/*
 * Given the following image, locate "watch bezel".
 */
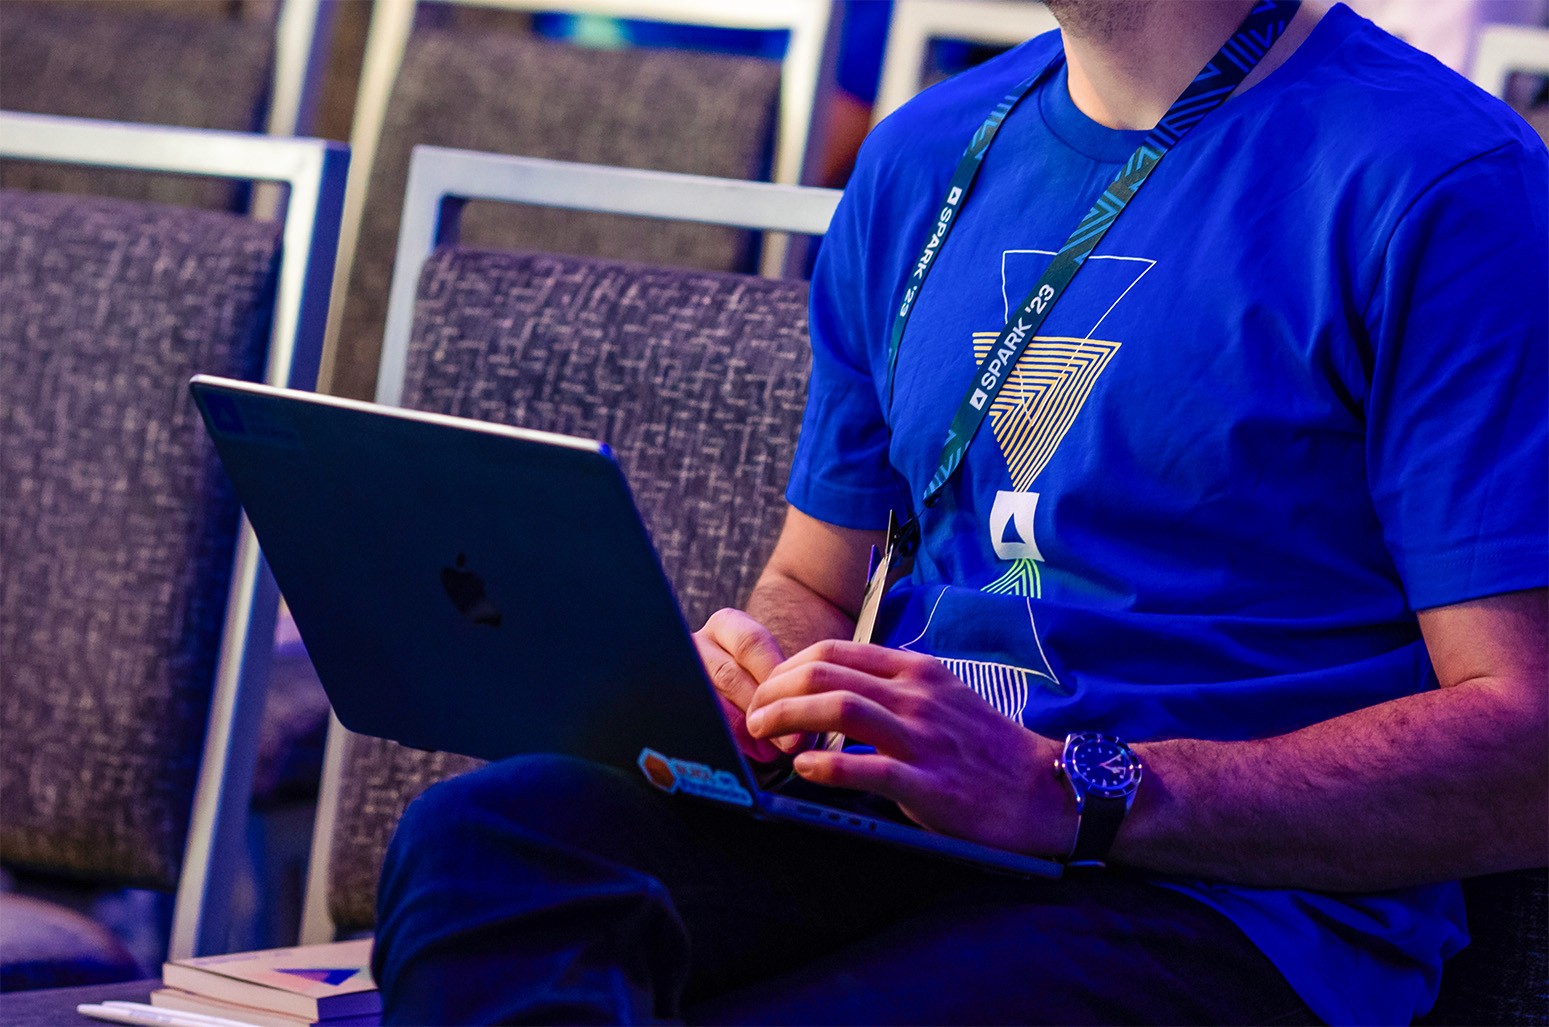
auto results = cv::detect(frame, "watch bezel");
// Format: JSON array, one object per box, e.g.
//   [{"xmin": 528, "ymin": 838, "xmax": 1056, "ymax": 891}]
[{"xmin": 1062, "ymin": 731, "xmax": 1143, "ymax": 800}]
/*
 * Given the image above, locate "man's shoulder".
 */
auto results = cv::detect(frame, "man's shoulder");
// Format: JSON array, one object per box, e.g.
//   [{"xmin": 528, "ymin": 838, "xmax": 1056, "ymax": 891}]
[{"xmin": 1283, "ymin": 6, "xmax": 1544, "ymax": 182}]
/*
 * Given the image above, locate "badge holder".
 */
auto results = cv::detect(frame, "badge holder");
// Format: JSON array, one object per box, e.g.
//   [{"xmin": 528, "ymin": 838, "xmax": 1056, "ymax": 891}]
[
  {"xmin": 813, "ymin": 511, "xmax": 920, "ymax": 754},
  {"xmin": 852, "ymin": 510, "xmax": 920, "ymax": 645}
]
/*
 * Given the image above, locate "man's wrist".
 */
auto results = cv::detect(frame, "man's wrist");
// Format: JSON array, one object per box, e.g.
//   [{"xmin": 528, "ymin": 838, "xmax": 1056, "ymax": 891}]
[
  {"xmin": 1023, "ymin": 730, "xmax": 1081, "ymax": 860},
  {"xmin": 1054, "ymin": 732, "xmax": 1143, "ymax": 867}
]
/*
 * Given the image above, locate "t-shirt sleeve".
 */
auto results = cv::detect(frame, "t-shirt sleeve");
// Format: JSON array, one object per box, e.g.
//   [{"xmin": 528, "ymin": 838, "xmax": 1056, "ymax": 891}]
[
  {"xmin": 785, "ymin": 159, "xmax": 911, "ymax": 530},
  {"xmin": 1364, "ymin": 138, "xmax": 1549, "ymax": 610}
]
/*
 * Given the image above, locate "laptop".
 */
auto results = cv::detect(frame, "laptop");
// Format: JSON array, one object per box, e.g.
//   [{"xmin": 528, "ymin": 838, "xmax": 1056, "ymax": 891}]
[{"xmin": 191, "ymin": 374, "xmax": 1061, "ymax": 879}]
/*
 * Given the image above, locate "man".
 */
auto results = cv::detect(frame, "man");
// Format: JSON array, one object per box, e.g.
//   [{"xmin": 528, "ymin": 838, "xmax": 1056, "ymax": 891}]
[{"xmin": 373, "ymin": 1, "xmax": 1547, "ymax": 1022}]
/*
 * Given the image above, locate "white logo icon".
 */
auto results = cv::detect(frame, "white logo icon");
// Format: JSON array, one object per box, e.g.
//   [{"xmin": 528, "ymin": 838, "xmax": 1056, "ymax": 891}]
[{"xmin": 989, "ymin": 490, "xmax": 1043, "ymax": 562}]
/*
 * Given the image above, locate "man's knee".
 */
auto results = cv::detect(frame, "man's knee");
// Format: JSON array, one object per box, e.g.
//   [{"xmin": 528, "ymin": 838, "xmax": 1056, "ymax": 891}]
[
  {"xmin": 396, "ymin": 753, "xmax": 596, "ymax": 830},
  {"xmin": 374, "ymin": 754, "xmax": 692, "ymax": 1024},
  {"xmin": 386, "ymin": 753, "xmax": 662, "ymax": 875}
]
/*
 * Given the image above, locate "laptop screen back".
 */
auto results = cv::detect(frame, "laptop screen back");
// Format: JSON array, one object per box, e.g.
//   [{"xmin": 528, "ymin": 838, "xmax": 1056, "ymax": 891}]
[{"xmin": 192, "ymin": 377, "xmax": 749, "ymax": 780}]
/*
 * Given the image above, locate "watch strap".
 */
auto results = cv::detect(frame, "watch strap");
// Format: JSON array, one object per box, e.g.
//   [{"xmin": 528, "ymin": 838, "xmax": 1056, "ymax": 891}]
[{"xmin": 1068, "ymin": 793, "xmax": 1127, "ymax": 866}]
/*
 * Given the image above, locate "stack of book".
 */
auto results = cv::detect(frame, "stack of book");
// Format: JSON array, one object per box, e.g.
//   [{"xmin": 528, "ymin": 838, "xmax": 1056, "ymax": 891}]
[{"xmin": 149, "ymin": 938, "xmax": 380, "ymax": 1027}]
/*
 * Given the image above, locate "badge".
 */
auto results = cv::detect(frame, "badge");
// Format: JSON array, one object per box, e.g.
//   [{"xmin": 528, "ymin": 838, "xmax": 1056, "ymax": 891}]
[
  {"xmin": 825, "ymin": 511, "xmax": 919, "ymax": 754},
  {"xmin": 851, "ymin": 510, "xmax": 917, "ymax": 645}
]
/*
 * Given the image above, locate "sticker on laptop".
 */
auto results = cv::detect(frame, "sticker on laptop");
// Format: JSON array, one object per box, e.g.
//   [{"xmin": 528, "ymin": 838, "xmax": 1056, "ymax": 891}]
[{"xmin": 637, "ymin": 749, "xmax": 752, "ymax": 807}]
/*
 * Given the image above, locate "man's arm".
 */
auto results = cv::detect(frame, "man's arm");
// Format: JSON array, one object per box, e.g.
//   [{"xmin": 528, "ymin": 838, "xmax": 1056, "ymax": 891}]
[
  {"xmin": 693, "ymin": 506, "xmax": 881, "ymax": 761},
  {"xmin": 745, "ymin": 507, "xmax": 879, "ymax": 655},
  {"xmin": 747, "ymin": 588, "xmax": 1547, "ymax": 890},
  {"xmin": 1117, "ymin": 587, "xmax": 1548, "ymax": 889}
]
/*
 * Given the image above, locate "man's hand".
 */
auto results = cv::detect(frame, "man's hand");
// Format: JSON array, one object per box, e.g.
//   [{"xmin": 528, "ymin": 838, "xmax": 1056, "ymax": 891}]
[
  {"xmin": 744, "ymin": 640, "xmax": 1075, "ymax": 857},
  {"xmin": 693, "ymin": 608, "xmax": 803, "ymax": 763},
  {"xmin": 694, "ymin": 508, "xmax": 884, "ymax": 764}
]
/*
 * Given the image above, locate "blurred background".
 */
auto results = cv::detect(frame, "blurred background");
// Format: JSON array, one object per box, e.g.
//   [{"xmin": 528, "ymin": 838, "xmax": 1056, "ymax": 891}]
[{"xmin": 1, "ymin": 0, "xmax": 1545, "ymax": 996}]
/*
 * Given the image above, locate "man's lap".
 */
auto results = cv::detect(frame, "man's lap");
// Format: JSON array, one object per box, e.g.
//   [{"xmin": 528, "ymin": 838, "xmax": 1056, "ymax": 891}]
[{"xmin": 373, "ymin": 754, "xmax": 1316, "ymax": 1025}]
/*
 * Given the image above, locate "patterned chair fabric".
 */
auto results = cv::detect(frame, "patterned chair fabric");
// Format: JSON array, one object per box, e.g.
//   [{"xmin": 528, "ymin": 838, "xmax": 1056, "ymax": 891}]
[
  {"xmin": 0, "ymin": 893, "xmax": 140, "ymax": 991},
  {"xmin": 331, "ymin": 27, "xmax": 782, "ymax": 401},
  {"xmin": 323, "ymin": 247, "xmax": 811, "ymax": 931},
  {"xmin": 0, "ymin": 189, "xmax": 281, "ymax": 891},
  {"xmin": 0, "ymin": 1, "xmax": 275, "ymax": 210},
  {"xmin": 1422, "ymin": 867, "xmax": 1549, "ymax": 1026}
]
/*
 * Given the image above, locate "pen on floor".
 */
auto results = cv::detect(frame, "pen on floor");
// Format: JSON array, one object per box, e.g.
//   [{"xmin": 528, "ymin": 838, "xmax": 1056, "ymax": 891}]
[{"xmin": 76, "ymin": 1000, "xmax": 264, "ymax": 1027}]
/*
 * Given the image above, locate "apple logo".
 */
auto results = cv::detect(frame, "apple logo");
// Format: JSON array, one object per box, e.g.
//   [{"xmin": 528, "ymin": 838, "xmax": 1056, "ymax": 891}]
[{"xmin": 440, "ymin": 553, "xmax": 503, "ymax": 627}]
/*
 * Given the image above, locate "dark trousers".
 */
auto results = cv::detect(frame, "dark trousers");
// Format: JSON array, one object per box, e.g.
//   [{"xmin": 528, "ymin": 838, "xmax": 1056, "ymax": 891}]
[{"xmin": 373, "ymin": 754, "xmax": 1318, "ymax": 1025}]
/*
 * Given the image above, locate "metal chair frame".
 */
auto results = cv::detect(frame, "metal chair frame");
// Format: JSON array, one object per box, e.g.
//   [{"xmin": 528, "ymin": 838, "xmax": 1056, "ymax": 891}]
[
  {"xmin": 1468, "ymin": 23, "xmax": 1549, "ymax": 99},
  {"xmin": 1, "ymin": 0, "xmax": 334, "ymax": 219},
  {"xmin": 872, "ymin": 0, "xmax": 1056, "ymax": 124},
  {"xmin": 0, "ymin": 111, "xmax": 349, "ymax": 959},
  {"xmin": 319, "ymin": 0, "xmax": 841, "ymax": 392},
  {"xmin": 266, "ymin": 0, "xmax": 336, "ymax": 139},
  {"xmin": 300, "ymin": 144, "xmax": 838, "ymax": 943},
  {"xmin": 249, "ymin": 0, "xmax": 338, "ymax": 220}
]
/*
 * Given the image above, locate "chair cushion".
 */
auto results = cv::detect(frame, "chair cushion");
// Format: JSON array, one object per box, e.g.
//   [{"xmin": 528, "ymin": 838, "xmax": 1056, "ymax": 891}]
[
  {"xmin": 323, "ymin": 248, "xmax": 810, "ymax": 931},
  {"xmin": 332, "ymin": 26, "xmax": 782, "ymax": 400},
  {"xmin": 0, "ymin": 977, "xmax": 155, "ymax": 1019},
  {"xmin": 0, "ymin": 1, "xmax": 275, "ymax": 210},
  {"xmin": 0, "ymin": 893, "xmax": 139, "ymax": 992},
  {"xmin": 0, "ymin": 190, "xmax": 281, "ymax": 889},
  {"xmin": 250, "ymin": 632, "xmax": 333, "ymax": 805},
  {"xmin": 1422, "ymin": 868, "xmax": 1548, "ymax": 1026}
]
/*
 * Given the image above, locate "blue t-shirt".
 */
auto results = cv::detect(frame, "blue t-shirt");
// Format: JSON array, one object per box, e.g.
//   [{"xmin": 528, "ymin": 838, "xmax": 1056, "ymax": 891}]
[{"xmin": 787, "ymin": 6, "xmax": 1548, "ymax": 1025}]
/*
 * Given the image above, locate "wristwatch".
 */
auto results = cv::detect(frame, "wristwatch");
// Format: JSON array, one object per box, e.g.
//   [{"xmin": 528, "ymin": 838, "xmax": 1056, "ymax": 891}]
[{"xmin": 1055, "ymin": 731, "xmax": 1142, "ymax": 867}]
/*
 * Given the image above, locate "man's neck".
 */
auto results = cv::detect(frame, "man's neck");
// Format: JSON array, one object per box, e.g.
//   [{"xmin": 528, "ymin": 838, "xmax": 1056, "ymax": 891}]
[{"xmin": 1048, "ymin": 0, "xmax": 1327, "ymax": 130}]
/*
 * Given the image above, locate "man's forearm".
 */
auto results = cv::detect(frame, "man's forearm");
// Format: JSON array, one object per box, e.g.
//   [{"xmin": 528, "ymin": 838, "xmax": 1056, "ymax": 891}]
[
  {"xmin": 745, "ymin": 568, "xmax": 857, "ymax": 659},
  {"xmin": 747, "ymin": 587, "xmax": 1545, "ymax": 889},
  {"xmin": 1117, "ymin": 675, "xmax": 1547, "ymax": 890}
]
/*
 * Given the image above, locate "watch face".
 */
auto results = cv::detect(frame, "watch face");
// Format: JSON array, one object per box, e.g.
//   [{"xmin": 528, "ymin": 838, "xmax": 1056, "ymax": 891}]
[{"xmin": 1066, "ymin": 734, "xmax": 1142, "ymax": 797}]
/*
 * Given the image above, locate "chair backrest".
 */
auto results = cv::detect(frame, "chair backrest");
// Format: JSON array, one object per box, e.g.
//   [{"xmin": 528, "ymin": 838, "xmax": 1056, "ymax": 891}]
[
  {"xmin": 0, "ymin": 113, "xmax": 347, "ymax": 960},
  {"xmin": 872, "ymin": 0, "xmax": 1056, "ymax": 124},
  {"xmin": 0, "ymin": 0, "xmax": 333, "ymax": 210},
  {"xmin": 1469, "ymin": 24, "xmax": 1549, "ymax": 98},
  {"xmin": 1420, "ymin": 868, "xmax": 1548, "ymax": 1026},
  {"xmin": 300, "ymin": 147, "xmax": 839, "ymax": 941},
  {"xmin": 319, "ymin": 0, "xmax": 839, "ymax": 403}
]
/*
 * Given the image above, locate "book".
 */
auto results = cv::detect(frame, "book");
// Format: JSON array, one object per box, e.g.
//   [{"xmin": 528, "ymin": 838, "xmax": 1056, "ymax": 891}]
[
  {"xmin": 149, "ymin": 988, "xmax": 380, "ymax": 1027},
  {"xmin": 159, "ymin": 938, "xmax": 380, "ymax": 1022}
]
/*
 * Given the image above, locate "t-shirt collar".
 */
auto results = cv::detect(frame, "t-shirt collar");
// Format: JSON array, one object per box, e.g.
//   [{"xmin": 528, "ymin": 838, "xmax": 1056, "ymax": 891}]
[{"xmin": 1037, "ymin": 59, "xmax": 1152, "ymax": 164}]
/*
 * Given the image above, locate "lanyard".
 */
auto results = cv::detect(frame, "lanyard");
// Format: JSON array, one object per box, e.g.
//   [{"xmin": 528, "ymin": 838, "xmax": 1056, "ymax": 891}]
[{"xmin": 889, "ymin": 0, "xmax": 1300, "ymax": 514}]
